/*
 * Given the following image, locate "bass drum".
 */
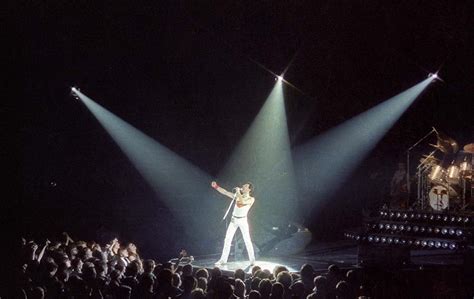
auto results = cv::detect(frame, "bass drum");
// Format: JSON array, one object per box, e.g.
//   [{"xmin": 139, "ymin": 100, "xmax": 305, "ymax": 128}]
[{"xmin": 428, "ymin": 185, "xmax": 458, "ymax": 211}]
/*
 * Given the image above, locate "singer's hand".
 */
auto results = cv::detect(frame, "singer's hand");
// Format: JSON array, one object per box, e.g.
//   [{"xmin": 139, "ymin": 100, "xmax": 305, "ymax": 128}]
[{"xmin": 211, "ymin": 181, "xmax": 217, "ymax": 188}]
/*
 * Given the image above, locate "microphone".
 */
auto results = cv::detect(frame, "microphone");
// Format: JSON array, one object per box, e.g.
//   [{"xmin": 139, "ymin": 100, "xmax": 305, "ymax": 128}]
[{"xmin": 233, "ymin": 187, "xmax": 241, "ymax": 193}]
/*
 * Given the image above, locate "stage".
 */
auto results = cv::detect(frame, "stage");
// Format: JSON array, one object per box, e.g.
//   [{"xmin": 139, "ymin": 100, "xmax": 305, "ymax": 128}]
[{"xmin": 190, "ymin": 240, "xmax": 468, "ymax": 275}]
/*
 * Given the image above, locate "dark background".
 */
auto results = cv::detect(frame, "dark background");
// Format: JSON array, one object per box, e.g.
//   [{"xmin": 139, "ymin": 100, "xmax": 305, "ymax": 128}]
[{"xmin": 11, "ymin": 1, "xmax": 473, "ymax": 260}]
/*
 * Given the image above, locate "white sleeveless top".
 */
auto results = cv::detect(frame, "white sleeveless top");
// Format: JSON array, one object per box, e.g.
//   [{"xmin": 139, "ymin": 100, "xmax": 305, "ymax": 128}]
[{"xmin": 232, "ymin": 195, "xmax": 253, "ymax": 217}]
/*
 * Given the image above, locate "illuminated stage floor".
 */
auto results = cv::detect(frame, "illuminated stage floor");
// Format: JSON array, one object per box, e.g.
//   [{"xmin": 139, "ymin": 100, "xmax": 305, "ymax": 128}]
[
  {"xmin": 191, "ymin": 240, "xmax": 468, "ymax": 274},
  {"xmin": 191, "ymin": 241, "xmax": 359, "ymax": 274}
]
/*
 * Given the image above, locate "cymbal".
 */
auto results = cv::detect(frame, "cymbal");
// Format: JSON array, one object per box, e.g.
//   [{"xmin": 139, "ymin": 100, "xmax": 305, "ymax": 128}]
[
  {"xmin": 420, "ymin": 154, "xmax": 439, "ymax": 165},
  {"xmin": 464, "ymin": 143, "xmax": 474, "ymax": 154},
  {"xmin": 435, "ymin": 132, "xmax": 459, "ymax": 154}
]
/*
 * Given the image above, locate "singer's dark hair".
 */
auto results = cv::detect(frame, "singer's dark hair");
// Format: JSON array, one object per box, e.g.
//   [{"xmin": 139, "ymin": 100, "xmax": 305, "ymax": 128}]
[{"xmin": 246, "ymin": 182, "xmax": 254, "ymax": 195}]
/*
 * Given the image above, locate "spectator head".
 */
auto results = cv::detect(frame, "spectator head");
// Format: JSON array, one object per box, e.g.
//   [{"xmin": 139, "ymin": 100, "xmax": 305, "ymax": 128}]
[
  {"xmin": 45, "ymin": 261, "xmax": 58, "ymax": 277},
  {"xmin": 270, "ymin": 282, "xmax": 284, "ymax": 298},
  {"xmin": 195, "ymin": 268, "xmax": 209, "ymax": 280},
  {"xmin": 289, "ymin": 281, "xmax": 305, "ymax": 298},
  {"xmin": 328, "ymin": 264, "xmax": 340, "ymax": 276},
  {"xmin": 273, "ymin": 265, "xmax": 288, "ymax": 279},
  {"xmin": 276, "ymin": 271, "xmax": 293, "ymax": 290},
  {"xmin": 95, "ymin": 261, "xmax": 108, "ymax": 276},
  {"xmin": 183, "ymin": 275, "xmax": 197, "ymax": 293},
  {"xmin": 234, "ymin": 268, "xmax": 246, "ymax": 281},
  {"xmin": 313, "ymin": 275, "xmax": 328, "ymax": 293},
  {"xmin": 300, "ymin": 264, "xmax": 314, "ymax": 280},
  {"xmin": 82, "ymin": 262, "xmax": 97, "ymax": 281},
  {"xmin": 234, "ymin": 278, "xmax": 246, "ymax": 298},
  {"xmin": 124, "ymin": 260, "xmax": 140, "ymax": 277},
  {"xmin": 216, "ymin": 279, "xmax": 235, "ymax": 299},
  {"xmin": 249, "ymin": 290, "xmax": 261, "ymax": 299},
  {"xmin": 83, "ymin": 247, "xmax": 93, "ymax": 260},
  {"xmin": 258, "ymin": 279, "xmax": 272, "ymax": 297},
  {"xmin": 191, "ymin": 288, "xmax": 206, "ymax": 299},
  {"xmin": 210, "ymin": 267, "xmax": 222, "ymax": 279},
  {"xmin": 71, "ymin": 258, "xmax": 83, "ymax": 272},
  {"xmin": 30, "ymin": 287, "xmax": 45, "ymax": 299},
  {"xmin": 110, "ymin": 269, "xmax": 122, "ymax": 282},
  {"xmin": 335, "ymin": 280, "xmax": 350, "ymax": 298},
  {"xmin": 143, "ymin": 259, "xmax": 156, "ymax": 274},
  {"xmin": 251, "ymin": 265, "xmax": 262, "ymax": 277},
  {"xmin": 182, "ymin": 264, "xmax": 193, "ymax": 277},
  {"xmin": 118, "ymin": 247, "xmax": 129, "ymax": 258},
  {"xmin": 197, "ymin": 277, "xmax": 208, "ymax": 291},
  {"xmin": 251, "ymin": 277, "xmax": 262, "ymax": 291},
  {"xmin": 157, "ymin": 269, "xmax": 173, "ymax": 287}
]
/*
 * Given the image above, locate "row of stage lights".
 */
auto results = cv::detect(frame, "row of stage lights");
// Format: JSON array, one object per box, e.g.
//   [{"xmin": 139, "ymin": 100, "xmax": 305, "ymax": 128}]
[
  {"xmin": 344, "ymin": 233, "xmax": 462, "ymax": 250},
  {"xmin": 379, "ymin": 210, "xmax": 471, "ymax": 224},
  {"xmin": 366, "ymin": 222, "xmax": 469, "ymax": 238}
]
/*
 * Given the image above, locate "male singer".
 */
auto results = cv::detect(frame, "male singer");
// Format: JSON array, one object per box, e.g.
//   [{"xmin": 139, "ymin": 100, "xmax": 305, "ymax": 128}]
[{"xmin": 211, "ymin": 181, "xmax": 256, "ymax": 265}]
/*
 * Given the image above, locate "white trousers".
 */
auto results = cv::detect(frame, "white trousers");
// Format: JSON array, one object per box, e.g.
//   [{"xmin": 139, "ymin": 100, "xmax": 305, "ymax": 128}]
[{"xmin": 219, "ymin": 216, "xmax": 255, "ymax": 262}]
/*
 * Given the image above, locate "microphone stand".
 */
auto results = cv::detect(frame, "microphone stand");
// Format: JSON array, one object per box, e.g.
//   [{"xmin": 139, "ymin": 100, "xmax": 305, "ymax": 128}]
[{"xmin": 406, "ymin": 128, "xmax": 437, "ymax": 207}]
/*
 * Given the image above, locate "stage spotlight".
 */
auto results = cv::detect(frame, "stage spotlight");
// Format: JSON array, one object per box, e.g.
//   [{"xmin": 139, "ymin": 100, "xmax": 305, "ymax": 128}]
[
  {"xmin": 399, "ymin": 225, "xmax": 404, "ymax": 231},
  {"xmin": 70, "ymin": 86, "xmax": 80, "ymax": 100},
  {"xmin": 428, "ymin": 240, "xmax": 434, "ymax": 248},
  {"xmin": 449, "ymin": 229, "xmax": 455, "ymax": 235},
  {"xmin": 374, "ymin": 236, "xmax": 380, "ymax": 243},
  {"xmin": 413, "ymin": 226, "xmax": 419, "ymax": 232},
  {"xmin": 421, "ymin": 240, "xmax": 428, "ymax": 247},
  {"xmin": 381, "ymin": 237, "xmax": 387, "ymax": 243},
  {"xmin": 435, "ymin": 241, "xmax": 441, "ymax": 248},
  {"xmin": 442, "ymin": 242, "xmax": 449, "ymax": 248},
  {"xmin": 368, "ymin": 236, "xmax": 374, "ymax": 242},
  {"xmin": 277, "ymin": 75, "xmax": 283, "ymax": 82},
  {"xmin": 385, "ymin": 224, "xmax": 391, "ymax": 230},
  {"xmin": 434, "ymin": 228, "xmax": 440, "ymax": 234},
  {"xmin": 420, "ymin": 227, "xmax": 426, "ymax": 233},
  {"xmin": 464, "ymin": 217, "xmax": 470, "ymax": 223},
  {"xmin": 441, "ymin": 228, "xmax": 448, "ymax": 235},
  {"xmin": 406, "ymin": 225, "xmax": 412, "ymax": 232},
  {"xmin": 391, "ymin": 224, "xmax": 397, "ymax": 231},
  {"xmin": 455, "ymin": 229, "xmax": 463, "ymax": 236},
  {"xmin": 387, "ymin": 237, "xmax": 393, "ymax": 244},
  {"xmin": 294, "ymin": 77, "xmax": 435, "ymax": 217},
  {"xmin": 449, "ymin": 243, "xmax": 456, "ymax": 250},
  {"xmin": 378, "ymin": 223, "xmax": 384, "ymax": 230}
]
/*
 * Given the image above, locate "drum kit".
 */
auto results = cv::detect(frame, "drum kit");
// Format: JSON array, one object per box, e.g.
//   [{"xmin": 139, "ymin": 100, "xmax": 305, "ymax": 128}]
[{"xmin": 415, "ymin": 133, "xmax": 473, "ymax": 212}]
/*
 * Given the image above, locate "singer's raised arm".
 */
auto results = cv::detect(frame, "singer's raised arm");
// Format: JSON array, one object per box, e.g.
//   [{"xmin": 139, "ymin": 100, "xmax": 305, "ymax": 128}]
[{"xmin": 211, "ymin": 181, "xmax": 234, "ymax": 199}]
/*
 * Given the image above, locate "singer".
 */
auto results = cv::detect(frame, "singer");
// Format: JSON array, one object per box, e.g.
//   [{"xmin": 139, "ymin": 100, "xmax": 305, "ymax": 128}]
[{"xmin": 211, "ymin": 181, "xmax": 256, "ymax": 265}]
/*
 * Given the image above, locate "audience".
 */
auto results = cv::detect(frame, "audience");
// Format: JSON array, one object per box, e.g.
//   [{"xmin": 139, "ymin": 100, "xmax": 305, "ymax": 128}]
[{"xmin": 10, "ymin": 233, "xmax": 473, "ymax": 298}]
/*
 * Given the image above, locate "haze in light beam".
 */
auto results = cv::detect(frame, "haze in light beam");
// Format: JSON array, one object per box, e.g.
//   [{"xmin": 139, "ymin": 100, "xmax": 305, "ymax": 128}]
[
  {"xmin": 74, "ymin": 90, "xmax": 219, "ymax": 237},
  {"xmin": 294, "ymin": 77, "xmax": 434, "ymax": 218},
  {"xmin": 219, "ymin": 81, "xmax": 298, "ymax": 225}
]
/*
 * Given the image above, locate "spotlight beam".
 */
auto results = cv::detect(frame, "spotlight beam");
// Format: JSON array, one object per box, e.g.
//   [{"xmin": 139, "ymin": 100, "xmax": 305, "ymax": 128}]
[
  {"xmin": 294, "ymin": 76, "xmax": 436, "ymax": 219},
  {"xmin": 72, "ymin": 89, "xmax": 220, "ymax": 238},
  {"xmin": 219, "ymin": 80, "xmax": 298, "ymax": 224}
]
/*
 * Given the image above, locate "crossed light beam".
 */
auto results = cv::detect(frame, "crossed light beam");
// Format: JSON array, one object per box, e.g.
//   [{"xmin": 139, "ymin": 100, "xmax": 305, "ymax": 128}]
[
  {"xmin": 71, "ymin": 88, "xmax": 219, "ymax": 239},
  {"xmin": 293, "ymin": 76, "xmax": 436, "ymax": 219},
  {"xmin": 218, "ymin": 80, "xmax": 298, "ymax": 227}
]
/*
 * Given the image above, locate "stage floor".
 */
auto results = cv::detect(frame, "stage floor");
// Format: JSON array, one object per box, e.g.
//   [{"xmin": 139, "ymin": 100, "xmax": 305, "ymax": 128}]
[{"xmin": 191, "ymin": 240, "xmax": 467, "ymax": 274}]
